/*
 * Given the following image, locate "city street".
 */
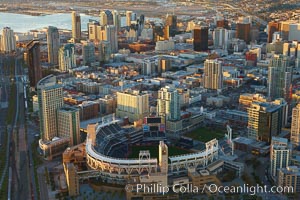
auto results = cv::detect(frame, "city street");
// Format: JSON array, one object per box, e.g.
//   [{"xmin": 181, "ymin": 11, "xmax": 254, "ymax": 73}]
[{"xmin": 15, "ymin": 57, "xmax": 38, "ymax": 200}]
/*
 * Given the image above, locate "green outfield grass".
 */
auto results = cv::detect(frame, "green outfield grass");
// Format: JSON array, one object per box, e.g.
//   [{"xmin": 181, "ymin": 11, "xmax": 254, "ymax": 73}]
[
  {"xmin": 185, "ymin": 127, "xmax": 225, "ymax": 143},
  {"xmin": 128, "ymin": 145, "xmax": 191, "ymax": 159}
]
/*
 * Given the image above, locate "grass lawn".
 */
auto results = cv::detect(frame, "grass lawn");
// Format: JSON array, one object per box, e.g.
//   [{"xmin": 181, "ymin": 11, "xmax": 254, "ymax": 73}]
[
  {"xmin": 185, "ymin": 127, "xmax": 225, "ymax": 143},
  {"xmin": 128, "ymin": 145, "xmax": 191, "ymax": 159}
]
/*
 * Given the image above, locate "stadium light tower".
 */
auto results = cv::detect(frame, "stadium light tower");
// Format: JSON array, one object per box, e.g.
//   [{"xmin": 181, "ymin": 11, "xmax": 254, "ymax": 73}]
[{"xmin": 226, "ymin": 125, "xmax": 234, "ymax": 156}]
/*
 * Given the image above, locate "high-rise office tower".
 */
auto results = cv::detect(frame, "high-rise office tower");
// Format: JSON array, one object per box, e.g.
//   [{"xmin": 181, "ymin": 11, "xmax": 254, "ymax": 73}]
[
  {"xmin": 71, "ymin": 11, "xmax": 81, "ymax": 41},
  {"xmin": 141, "ymin": 59, "xmax": 156, "ymax": 75},
  {"xmin": 116, "ymin": 90, "xmax": 150, "ymax": 123},
  {"xmin": 153, "ymin": 25, "xmax": 164, "ymax": 42},
  {"xmin": 125, "ymin": 25, "xmax": 138, "ymax": 42},
  {"xmin": 280, "ymin": 21, "xmax": 295, "ymax": 41},
  {"xmin": 82, "ymin": 42, "xmax": 95, "ymax": 66},
  {"xmin": 213, "ymin": 28, "xmax": 223, "ymax": 48},
  {"xmin": 216, "ymin": 19, "xmax": 229, "ymax": 29},
  {"xmin": 270, "ymin": 137, "xmax": 291, "ymax": 177},
  {"xmin": 291, "ymin": 104, "xmax": 300, "ymax": 148},
  {"xmin": 268, "ymin": 54, "xmax": 292, "ymax": 100},
  {"xmin": 203, "ymin": 59, "xmax": 223, "ymax": 90},
  {"xmin": 238, "ymin": 16, "xmax": 252, "ymax": 24},
  {"xmin": 37, "ymin": 75, "xmax": 64, "ymax": 141},
  {"xmin": 273, "ymin": 98, "xmax": 289, "ymax": 129},
  {"xmin": 158, "ymin": 58, "xmax": 171, "ymax": 74},
  {"xmin": 247, "ymin": 102, "xmax": 281, "ymax": 143},
  {"xmin": 0, "ymin": 27, "xmax": 16, "ymax": 53},
  {"xmin": 58, "ymin": 43, "xmax": 76, "ymax": 71},
  {"xmin": 166, "ymin": 14, "xmax": 177, "ymax": 30},
  {"xmin": 24, "ymin": 40, "xmax": 42, "ymax": 88},
  {"xmin": 47, "ymin": 26, "xmax": 60, "ymax": 65},
  {"xmin": 163, "ymin": 25, "xmax": 170, "ymax": 40},
  {"xmin": 131, "ymin": 12, "xmax": 137, "ymax": 22},
  {"xmin": 166, "ymin": 14, "xmax": 177, "ymax": 37},
  {"xmin": 283, "ymin": 42, "xmax": 290, "ymax": 56},
  {"xmin": 112, "ymin": 10, "xmax": 121, "ymax": 32},
  {"xmin": 295, "ymin": 43, "xmax": 300, "ymax": 58},
  {"xmin": 98, "ymin": 40, "xmax": 111, "ymax": 62},
  {"xmin": 88, "ymin": 21, "xmax": 100, "ymax": 41},
  {"xmin": 268, "ymin": 22, "xmax": 280, "ymax": 43},
  {"xmin": 213, "ymin": 28, "xmax": 232, "ymax": 49},
  {"xmin": 137, "ymin": 14, "xmax": 145, "ymax": 36},
  {"xmin": 98, "ymin": 25, "xmax": 118, "ymax": 53},
  {"xmin": 250, "ymin": 27, "xmax": 259, "ymax": 43},
  {"xmin": 57, "ymin": 107, "xmax": 80, "ymax": 146},
  {"xmin": 236, "ymin": 23, "xmax": 251, "ymax": 44},
  {"xmin": 100, "ymin": 10, "xmax": 114, "ymax": 26},
  {"xmin": 193, "ymin": 26, "xmax": 208, "ymax": 51},
  {"xmin": 157, "ymin": 86, "xmax": 180, "ymax": 121},
  {"xmin": 278, "ymin": 166, "xmax": 300, "ymax": 193},
  {"xmin": 126, "ymin": 11, "xmax": 133, "ymax": 27},
  {"xmin": 290, "ymin": 46, "xmax": 297, "ymax": 58},
  {"xmin": 288, "ymin": 23, "xmax": 300, "ymax": 42}
]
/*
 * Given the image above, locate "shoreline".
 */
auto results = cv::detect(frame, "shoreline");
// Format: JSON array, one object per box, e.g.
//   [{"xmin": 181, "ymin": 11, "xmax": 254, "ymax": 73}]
[
  {"xmin": 0, "ymin": 10, "xmax": 93, "ymax": 17},
  {"xmin": 0, "ymin": 11, "xmax": 99, "ymax": 33},
  {"xmin": 0, "ymin": 10, "xmax": 54, "ymax": 16}
]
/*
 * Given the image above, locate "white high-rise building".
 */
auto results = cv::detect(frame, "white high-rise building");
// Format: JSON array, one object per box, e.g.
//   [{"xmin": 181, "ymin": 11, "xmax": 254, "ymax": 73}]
[
  {"xmin": 270, "ymin": 137, "xmax": 291, "ymax": 178},
  {"xmin": 288, "ymin": 23, "xmax": 300, "ymax": 42},
  {"xmin": 268, "ymin": 54, "xmax": 292, "ymax": 100},
  {"xmin": 116, "ymin": 90, "xmax": 150, "ymax": 122},
  {"xmin": 213, "ymin": 28, "xmax": 227, "ymax": 49},
  {"xmin": 157, "ymin": 86, "xmax": 180, "ymax": 121},
  {"xmin": 291, "ymin": 104, "xmax": 300, "ymax": 148},
  {"xmin": 204, "ymin": 59, "xmax": 223, "ymax": 90},
  {"xmin": 0, "ymin": 27, "xmax": 16, "ymax": 53}
]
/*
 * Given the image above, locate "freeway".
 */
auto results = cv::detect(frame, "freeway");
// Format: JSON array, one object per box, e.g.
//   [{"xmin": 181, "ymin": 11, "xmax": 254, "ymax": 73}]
[
  {"xmin": 0, "ymin": 55, "xmax": 37, "ymax": 199},
  {"xmin": 15, "ymin": 57, "xmax": 36, "ymax": 200},
  {"xmin": 221, "ymin": 3, "xmax": 268, "ymax": 26},
  {"xmin": 8, "ymin": 57, "xmax": 22, "ymax": 200}
]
